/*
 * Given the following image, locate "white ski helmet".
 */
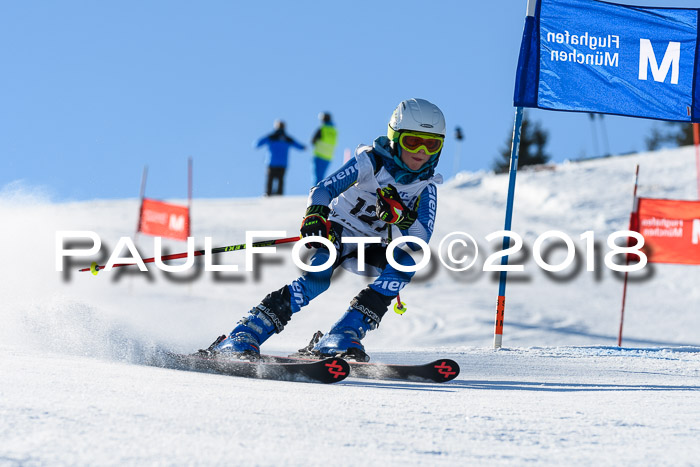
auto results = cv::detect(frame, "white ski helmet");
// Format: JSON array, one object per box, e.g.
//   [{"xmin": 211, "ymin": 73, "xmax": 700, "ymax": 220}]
[{"xmin": 387, "ymin": 98, "xmax": 446, "ymax": 140}]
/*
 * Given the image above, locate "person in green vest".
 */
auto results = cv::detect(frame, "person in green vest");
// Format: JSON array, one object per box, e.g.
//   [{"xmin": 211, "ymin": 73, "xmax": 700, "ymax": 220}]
[{"xmin": 311, "ymin": 112, "xmax": 338, "ymax": 184}]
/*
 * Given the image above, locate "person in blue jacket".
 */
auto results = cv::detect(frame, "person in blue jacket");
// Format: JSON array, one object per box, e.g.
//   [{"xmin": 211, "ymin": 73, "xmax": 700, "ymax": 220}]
[{"xmin": 255, "ymin": 120, "xmax": 306, "ymax": 196}]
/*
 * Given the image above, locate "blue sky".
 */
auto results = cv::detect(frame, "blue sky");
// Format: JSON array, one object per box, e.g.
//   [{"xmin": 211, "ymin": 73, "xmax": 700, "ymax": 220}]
[{"xmin": 2, "ymin": 0, "xmax": 699, "ymax": 201}]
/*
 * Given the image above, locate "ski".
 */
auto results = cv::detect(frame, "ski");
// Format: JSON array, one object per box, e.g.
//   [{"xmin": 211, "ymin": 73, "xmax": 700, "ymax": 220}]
[
  {"xmin": 346, "ymin": 358, "xmax": 460, "ymax": 383},
  {"xmin": 152, "ymin": 352, "xmax": 350, "ymax": 384},
  {"xmin": 261, "ymin": 355, "xmax": 460, "ymax": 383}
]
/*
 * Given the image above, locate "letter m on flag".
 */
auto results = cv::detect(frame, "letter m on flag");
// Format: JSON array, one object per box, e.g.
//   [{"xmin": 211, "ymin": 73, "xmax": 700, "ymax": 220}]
[
  {"xmin": 138, "ymin": 198, "xmax": 190, "ymax": 241},
  {"xmin": 638, "ymin": 39, "xmax": 681, "ymax": 84}
]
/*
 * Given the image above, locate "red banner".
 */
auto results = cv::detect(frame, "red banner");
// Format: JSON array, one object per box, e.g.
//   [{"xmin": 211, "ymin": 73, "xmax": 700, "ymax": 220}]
[
  {"xmin": 138, "ymin": 198, "xmax": 190, "ymax": 241},
  {"xmin": 634, "ymin": 198, "xmax": 700, "ymax": 265}
]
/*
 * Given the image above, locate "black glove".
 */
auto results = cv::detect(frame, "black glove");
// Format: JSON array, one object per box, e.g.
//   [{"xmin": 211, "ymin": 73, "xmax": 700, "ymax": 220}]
[
  {"xmin": 300, "ymin": 205, "xmax": 331, "ymax": 248},
  {"xmin": 376, "ymin": 184, "xmax": 417, "ymax": 230}
]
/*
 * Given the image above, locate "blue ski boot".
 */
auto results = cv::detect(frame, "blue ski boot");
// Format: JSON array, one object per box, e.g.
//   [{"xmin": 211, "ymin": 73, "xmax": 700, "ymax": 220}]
[
  {"xmin": 313, "ymin": 287, "xmax": 392, "ymax": 362},
  {"xmin": 204, "ymin": 286, "xmax": 293, "ymax": 359}
]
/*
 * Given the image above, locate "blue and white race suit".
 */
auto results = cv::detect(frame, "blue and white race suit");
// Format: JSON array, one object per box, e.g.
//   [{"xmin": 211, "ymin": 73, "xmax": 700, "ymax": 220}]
[{"xmin": 287, "ymin": 137, "xmax": 442, "ymax": 313}]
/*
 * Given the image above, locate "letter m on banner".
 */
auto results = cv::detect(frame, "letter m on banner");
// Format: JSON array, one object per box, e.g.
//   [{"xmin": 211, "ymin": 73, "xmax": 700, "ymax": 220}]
[
  {"xmin": 138, "ymin": 198, "xmax": 190, "ymax": 241},
  {"xmin": 632, "ymin": 198, "xmax": 700, "ymax": 265},
  {"xmin": 639, "ymin": 39, "xmax": 681, "ymax": 85}
]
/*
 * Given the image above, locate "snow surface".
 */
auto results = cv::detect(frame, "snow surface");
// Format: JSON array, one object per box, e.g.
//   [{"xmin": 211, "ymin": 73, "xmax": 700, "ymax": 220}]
[{"xmin": 2, "ymin": 147, "xmax": 700, "ymax": 465}]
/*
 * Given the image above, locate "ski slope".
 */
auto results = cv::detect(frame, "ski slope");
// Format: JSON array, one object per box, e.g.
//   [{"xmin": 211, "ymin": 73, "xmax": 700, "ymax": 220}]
[{"xmin": 1, "ymin": 147, "xmax": 700, "ymax": 465}]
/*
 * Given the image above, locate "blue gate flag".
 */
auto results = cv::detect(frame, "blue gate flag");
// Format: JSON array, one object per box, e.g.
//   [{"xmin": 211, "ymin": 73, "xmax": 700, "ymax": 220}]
[{"xmin": 514, "ymin": 0, "xmax": 700, "ymax": 122}]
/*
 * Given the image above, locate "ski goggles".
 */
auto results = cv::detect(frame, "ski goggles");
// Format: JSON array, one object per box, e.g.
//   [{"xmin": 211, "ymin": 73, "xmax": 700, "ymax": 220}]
[{"xmin": 397, "ymin": 131, "xmax": 444, "ymax": 156}]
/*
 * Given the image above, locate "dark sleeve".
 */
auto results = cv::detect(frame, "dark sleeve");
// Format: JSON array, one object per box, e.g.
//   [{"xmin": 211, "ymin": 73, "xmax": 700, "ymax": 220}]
[
  {"xmin": 311, "ymin": 128, "xmax": 321, "ymax": 145},
  {"xmin": 290, "ymin": 138, "xmax": 305, "ymax": 151},
  {"xmin": 255, "ymin": 136, "xmax": 268, "ymax": 148}
]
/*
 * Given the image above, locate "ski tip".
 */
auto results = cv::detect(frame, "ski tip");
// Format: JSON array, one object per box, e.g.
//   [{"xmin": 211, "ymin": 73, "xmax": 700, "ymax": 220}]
[
  {"xmin": 318, "ymin": 357, "xmax": 351, "ymax": 383},
  {"xmin": 431, "ymin": 359, "xmax": 460, "ymax": 382}
]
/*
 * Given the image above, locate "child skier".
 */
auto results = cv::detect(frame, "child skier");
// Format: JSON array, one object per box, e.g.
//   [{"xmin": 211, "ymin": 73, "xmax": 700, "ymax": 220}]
[{"xmin": 206, "ymin": 98, "xmax": 445, "ymax": 362}]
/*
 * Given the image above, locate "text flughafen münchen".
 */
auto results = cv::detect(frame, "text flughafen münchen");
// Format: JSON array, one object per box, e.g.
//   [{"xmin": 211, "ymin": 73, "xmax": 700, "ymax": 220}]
[{"xmin": 546, "ymin": 31, "xmax": 620, "ymax": 67}]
